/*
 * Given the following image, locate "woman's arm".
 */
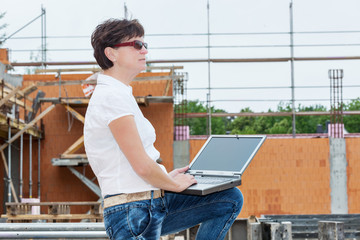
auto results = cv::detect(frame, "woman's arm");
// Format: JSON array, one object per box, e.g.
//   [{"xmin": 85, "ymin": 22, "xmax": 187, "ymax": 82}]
[{"xmin": 109, "ymin": 115, "xmax": 196, "ymax": 192}]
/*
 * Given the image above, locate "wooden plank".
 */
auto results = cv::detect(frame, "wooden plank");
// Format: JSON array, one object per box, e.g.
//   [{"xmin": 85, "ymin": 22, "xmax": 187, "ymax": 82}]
[
  {"xmin": 0, "ymin": 91, "xmax": 33, "ymax": 112},
  {"xmin": 48, "ymin": 205, "xmax": 70, "ymax": 215},
  {"xmin": 0, "ymin": 86, "xmax": 21, "ymax": 108},
  {"xmin": 35, "ymin": 68, "xmax": 101, "ymax": 73},
  {"xmin": 34, "ymin": 75, "xmax": 183, "ymax": 86},
  {"xmin": 134, "ymin": 75, "xmax": 183, "ymax": 81},
  {"xmin": 136, "ymin": 96, "xmax": 148, "ymax": 106},
  {"xmin": 63, "ymin": 105, "xmax": 85, "ymax": 123},
  {"xmin": 34, "ymin": 66, "xmax": 182, "ymax": 73},
  {"xmin": 62, "ymin": 135, "xmax": 84, "ymax": 155},
  {"xmin": 60, "ymin": 153, "xmax": 87, "ymax": 159},
  {"xmin": 21, "ymin": 83, "xmax": 38, "ymax": 97},
  {"xmin": 3, "ymin": 82, "xmax": 35, "ymax": 102},
  {"xmin": 163, "ymin": 80, "xmax": 172, "ymax": 96},
  {"xmin": 0, "ymin": 113, "xmax": 42, "ymax": 138},
  {"xmin": 0, "ymin": 104, "xmax": 55, "ymax": 152},
  {"xmin": 61, "ymin": 98, "xmax": 89, "ymax": 106}
]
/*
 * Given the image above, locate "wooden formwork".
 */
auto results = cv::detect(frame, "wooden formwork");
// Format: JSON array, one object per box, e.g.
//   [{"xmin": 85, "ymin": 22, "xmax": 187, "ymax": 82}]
[{"xmin": 2, "ymin": 201, "xmax": 103, "ymax": 223}]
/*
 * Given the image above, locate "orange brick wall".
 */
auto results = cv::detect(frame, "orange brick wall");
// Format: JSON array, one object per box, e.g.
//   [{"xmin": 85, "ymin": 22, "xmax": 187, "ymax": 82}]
[
  {"xmin": 0, "ymin": 72, "xmax": 174, "ymax": 214},
  {"xmin": 189, "ymin": 139, "xmax": 207, "ymax": 162},
  {"xmin": 347, "ymin": 137, "xmax": 360, "ymax": 213},
  {"xmin": 140, "ymin": 103, "xmax": 173, "ymax": 171},
  {"xmin": 188, "ymin": 137, "xmax": 360, "ymax": 217},
  {"xmin": 0, "ymin": 49, "xmax": 10, "ymax": 65}
]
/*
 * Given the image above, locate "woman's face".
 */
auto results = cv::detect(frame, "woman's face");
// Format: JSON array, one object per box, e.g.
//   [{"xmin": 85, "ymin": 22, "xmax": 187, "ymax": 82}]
[{"xmin": 112, "ymin": 36, "xmax": 148, "ymax": 73}]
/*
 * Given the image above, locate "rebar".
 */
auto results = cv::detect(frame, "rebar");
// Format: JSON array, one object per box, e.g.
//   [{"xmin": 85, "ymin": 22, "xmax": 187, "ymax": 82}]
[
  {"xmin": 173, "ymin": 70, "xmax": 188, "ymax": 140},
  {"xmin": 329, "ymin": 69, "xmax": 344, "ymax": 138}
]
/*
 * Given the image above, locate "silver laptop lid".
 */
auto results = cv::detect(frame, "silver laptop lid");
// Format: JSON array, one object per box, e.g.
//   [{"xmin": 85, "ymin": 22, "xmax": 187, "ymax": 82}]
[{"xmin": 188, "ymin": 135, "xmax": 266, "ymax": 176}]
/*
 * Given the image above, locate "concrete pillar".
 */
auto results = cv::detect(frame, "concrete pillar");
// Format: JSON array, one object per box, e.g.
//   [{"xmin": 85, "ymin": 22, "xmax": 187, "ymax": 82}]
[
  {"xmin": 248, "ymin": 222, "xmax": 261, "ymax": 240},
  {"xmin": 262, "ymin": 222, "xmax": 292, "ymax": 240},
  {"xmin": 329, "ymin": 138, "xmax": 348, "ymax": 214},
  {"xmin": 173, "ymin": 140, "xmax": 190, "ymax": 169},
  {"xmin": 318, "ymin": 221, "xmax": 345, "ymax": 240}
]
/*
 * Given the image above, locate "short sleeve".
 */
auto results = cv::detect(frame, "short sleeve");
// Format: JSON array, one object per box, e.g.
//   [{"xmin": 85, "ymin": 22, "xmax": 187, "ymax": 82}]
[{"xmin": 99, "ymin": 90, "xmax": 135, "ymax": 126}]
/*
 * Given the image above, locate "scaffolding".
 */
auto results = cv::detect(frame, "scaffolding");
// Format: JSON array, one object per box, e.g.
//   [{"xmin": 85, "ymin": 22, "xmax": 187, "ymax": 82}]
[
  {"xmin": 0, "ymin": 60, "xmax": 185, "ymax": 222},
  {"xmin": 0, "ymin": 62, "xmax": 54, "ymax": 204}
]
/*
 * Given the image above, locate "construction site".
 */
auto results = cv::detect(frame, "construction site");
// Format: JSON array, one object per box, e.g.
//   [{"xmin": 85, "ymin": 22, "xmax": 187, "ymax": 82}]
[
  {"xmin": 0, "ymin": 46, "xmax": 359, "ymax": 238},
  {"xmin": 1, "ymin": 1, "xmax": 360, "ymax": 239}
]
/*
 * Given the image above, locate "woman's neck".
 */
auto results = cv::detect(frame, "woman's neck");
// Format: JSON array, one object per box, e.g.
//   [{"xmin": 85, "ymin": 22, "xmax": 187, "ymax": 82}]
[{"xmin": 103, "ymin": 67, "xmax": 138, "ymax": 86}]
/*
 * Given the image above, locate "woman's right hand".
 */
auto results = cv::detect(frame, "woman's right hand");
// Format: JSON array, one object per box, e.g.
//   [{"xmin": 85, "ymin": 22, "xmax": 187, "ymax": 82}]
[{"xmin": 171, "ymin": 172, "xmax": 197, "ymax": 192}]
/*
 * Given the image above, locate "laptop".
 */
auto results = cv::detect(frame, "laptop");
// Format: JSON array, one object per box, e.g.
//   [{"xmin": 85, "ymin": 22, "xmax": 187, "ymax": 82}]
[{"xmin": 179, "ymin": 135, "xmax": 266, "ymax": 196}]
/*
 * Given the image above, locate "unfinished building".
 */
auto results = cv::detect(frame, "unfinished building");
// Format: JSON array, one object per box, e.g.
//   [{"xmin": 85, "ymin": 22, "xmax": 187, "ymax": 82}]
[{"xmin": 0, "ymin": 48, "xmax": 188, "ymax": 221}]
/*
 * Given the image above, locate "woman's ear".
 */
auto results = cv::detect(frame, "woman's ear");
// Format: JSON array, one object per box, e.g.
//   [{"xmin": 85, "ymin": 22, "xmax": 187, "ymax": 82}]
[{"xmin": 104, "ymin": 47, "xmax": 117, "ymax": 62}]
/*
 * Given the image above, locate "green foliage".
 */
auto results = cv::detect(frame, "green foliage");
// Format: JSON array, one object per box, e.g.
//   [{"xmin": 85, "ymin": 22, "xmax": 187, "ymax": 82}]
[
  {"xmin": 175, "ymin": 99, "xmax": 360, "ymax": 135},
  {"xmin": 175, "ymin": 100, "xmax": 228, "ymax": 135},
  {"xmin": 295, "ymin": 104, "xmax": 329, "ymax": 133},
  {"xmin": 267, "ymin": 118, "xmax": 292, "ymax": 134},
  {"xmin": 343, "ymin": 98, "xmax": 360, "ymax": 133},
  {"xmin": 230, "ymin": 108, "xmax": 256, "ymax": 134}
]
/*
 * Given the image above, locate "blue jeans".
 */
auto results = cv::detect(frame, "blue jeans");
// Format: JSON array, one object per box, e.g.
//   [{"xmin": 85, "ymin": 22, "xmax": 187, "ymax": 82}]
[{"xmin": 103, "ymin": 188, "xmax": 243, "ymax": 240}]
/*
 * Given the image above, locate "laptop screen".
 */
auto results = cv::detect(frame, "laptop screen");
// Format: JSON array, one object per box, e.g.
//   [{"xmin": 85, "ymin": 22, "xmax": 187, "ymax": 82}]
[{"xmin": 190, "ymin": 136, "xmax": 265, "ymax": 173}]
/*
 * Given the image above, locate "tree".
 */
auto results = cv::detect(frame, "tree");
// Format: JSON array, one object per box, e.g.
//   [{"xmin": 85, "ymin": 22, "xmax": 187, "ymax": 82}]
[
  {"xmin": 266, "ymin": 102, "xmax": 293, "ymax": 134},
  {"xmin": 343, "ymin": 98, "xmax": 360, "ymax": 133},
  {"xmin": 295, "ymin": 104, "xmax": 329, "ymax": 133},
  {"xmin": 175, "ymin": 100, "xmax": 228, "ymax": 135},
  {"xmin": 176, "ymin": 99, "xmax": 360, "ymax": 135},
  {"xmin": 267, "ymin": 118, "xmax": 292, "ymax": 134},
  {"xmin": 230, "ymin": 107, "xmax": 257, "ymax": 134}
]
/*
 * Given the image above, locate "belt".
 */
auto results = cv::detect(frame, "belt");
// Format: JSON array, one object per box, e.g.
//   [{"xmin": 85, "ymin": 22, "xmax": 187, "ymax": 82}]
[{"xmin": 103, "ymin": 190, "xmax": 164, "ymax": 209}]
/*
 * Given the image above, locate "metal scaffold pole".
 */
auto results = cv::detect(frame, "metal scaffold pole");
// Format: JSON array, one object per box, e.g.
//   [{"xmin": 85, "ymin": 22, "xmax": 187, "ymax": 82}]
[
  {"xmin": 7, "ymin": 125, "xmax": 12, "ymax": 202},
  {"xmin": 29, "ymin": 135, "xmax": 32, "ymax": 198},
  {"xmin": 206, "ymin": 0, "xmax": 212, "ymax": 136},
  {"xmin": 20, "ymin": 134, "xmax": 23, "ymax": 199},
  {"xmin": 41, "ymin": 6, "xmax": 47, "ymax": 68},
  {"xmin": 290, "ymin": 0, "xmax": 296, "ymax": 137},
  {"xmin": 38, "ymin": 137, "xmax": 41, "ymax": 199}
]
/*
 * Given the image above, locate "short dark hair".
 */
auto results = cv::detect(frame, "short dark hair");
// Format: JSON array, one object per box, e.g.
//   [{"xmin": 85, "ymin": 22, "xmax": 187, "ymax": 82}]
[{"xmin": 91, "ymin": 19, "xmax": 145, "ymax": 70}]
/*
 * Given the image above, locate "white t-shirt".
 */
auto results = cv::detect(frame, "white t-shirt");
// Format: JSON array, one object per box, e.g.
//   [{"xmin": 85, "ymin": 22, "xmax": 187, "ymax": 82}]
[{"xmin": 84, "ymin": 74, "xmax": 167, "ymax": 198}]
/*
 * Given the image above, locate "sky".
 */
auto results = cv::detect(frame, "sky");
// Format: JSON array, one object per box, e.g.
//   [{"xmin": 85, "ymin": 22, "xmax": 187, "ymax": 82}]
[{"xmin": 1, "ymin": 0, "xmax": 360, "ymax": 113}]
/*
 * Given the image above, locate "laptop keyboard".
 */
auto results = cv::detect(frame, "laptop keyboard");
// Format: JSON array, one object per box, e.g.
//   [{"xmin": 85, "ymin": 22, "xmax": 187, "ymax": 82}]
[{"xmin": 195, "ymin": 176, "xmax": 232, "ymax": 184}]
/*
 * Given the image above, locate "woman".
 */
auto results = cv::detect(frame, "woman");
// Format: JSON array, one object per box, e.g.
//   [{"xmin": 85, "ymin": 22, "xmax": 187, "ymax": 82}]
[{"xmin": 84, "ymin": 18, "xmax": 243, "ymax": 240}]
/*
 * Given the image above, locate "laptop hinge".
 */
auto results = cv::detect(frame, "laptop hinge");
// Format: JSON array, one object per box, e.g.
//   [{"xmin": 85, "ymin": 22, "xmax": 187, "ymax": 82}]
[
  {"xmin": 234, "ymin": 173, "xmax": 242, "ymax": 178},
  {"xmin": 191, "ymin": 171, "xmax": 236, "ymax": 177}
]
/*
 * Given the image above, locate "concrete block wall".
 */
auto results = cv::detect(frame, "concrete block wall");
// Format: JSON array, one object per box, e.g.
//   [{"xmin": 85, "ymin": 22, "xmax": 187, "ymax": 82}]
[{"xmin": 188, "ymin": 137, "xmax": 360, "ymax": 217}]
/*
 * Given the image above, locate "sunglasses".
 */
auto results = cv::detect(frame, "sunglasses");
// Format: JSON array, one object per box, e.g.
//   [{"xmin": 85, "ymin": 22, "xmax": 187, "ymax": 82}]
[{"xmin": 114, "ymin": 40, "xmax": 148, "ymax": 50}]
